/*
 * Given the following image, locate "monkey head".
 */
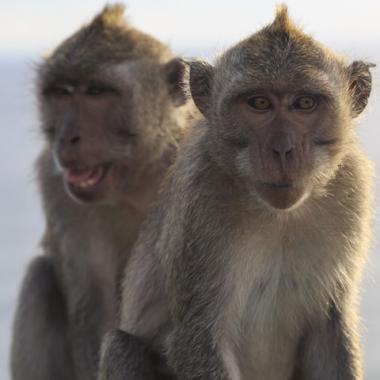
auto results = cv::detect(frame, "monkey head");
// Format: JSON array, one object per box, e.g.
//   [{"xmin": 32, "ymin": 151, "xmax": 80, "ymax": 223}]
[
  {"xmin": 38, "ymin": 4, "xmax": 188, "ymax": 204},
  {"xmin": 190, "ymin": 5, "xmax": 373, "ymax": 211}
]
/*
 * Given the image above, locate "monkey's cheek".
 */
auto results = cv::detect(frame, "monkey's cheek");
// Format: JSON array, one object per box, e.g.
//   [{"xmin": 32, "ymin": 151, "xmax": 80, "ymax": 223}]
[{"xmin": 254, "ymin": 183, "xmax": 308, "ymax": 210}]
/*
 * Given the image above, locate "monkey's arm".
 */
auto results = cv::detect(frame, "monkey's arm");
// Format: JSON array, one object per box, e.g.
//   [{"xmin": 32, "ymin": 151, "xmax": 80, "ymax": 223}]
[
  {"xmin": 97, "ymin": 221, "xmax": 178, "ymax": 380},
  {"xmin": 164, "ymin": 210, "xmax": 232, "ymax": 380},
  {"xmin": 98, "ymin": 215, "xmax": 230, "ymax": 380},
  {"xmin": 167, "ymin": 322, "xmax": 229, "ymax": 380},
  {"xmin": 99, "ymin": 137, "xmax": 231, "ymax": 380},
  {"xmin": 10, "ymin": 255, "xmax": 76, "ymax": 380},
  {"xmin": 98, "ymin": 330, "xmax": 175, "ymax": 380},
  {"xmin": 293, "ymin": 302, "xmax": 362, "ymax": 380},
  {"xmin": 98, "ymin": 330, "xmax": 155, "ymax": 380}
]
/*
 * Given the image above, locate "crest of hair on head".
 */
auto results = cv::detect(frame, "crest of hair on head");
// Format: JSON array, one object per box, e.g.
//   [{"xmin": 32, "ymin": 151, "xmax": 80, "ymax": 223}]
[
  {"xmin": 92, "ymin": 3, "xmax": 130, "ymax": 30},
  {"xmin": 269, "ymin": 4, "xmax": 301, "ymax": 36}
]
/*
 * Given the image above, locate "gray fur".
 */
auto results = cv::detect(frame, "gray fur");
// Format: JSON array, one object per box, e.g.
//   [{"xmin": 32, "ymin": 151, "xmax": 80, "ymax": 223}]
[{"xmin": 102, "ymin": 6, "xmax": 374, "ymax": 380}]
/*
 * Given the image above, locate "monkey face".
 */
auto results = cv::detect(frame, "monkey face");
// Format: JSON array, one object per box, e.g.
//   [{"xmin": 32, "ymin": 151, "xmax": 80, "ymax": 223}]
[
  {"xmin": 224, "ymin": 88, "xmax": 342, "ymax": 210},
  {"xmin": 39, "ymin": 74, "xmax": 128, "ymax": 203},
  {"xmin": 188, "ymin": 7, "xmax": 373, "ymax": 211},
  {"xmin": 190, "ymin": 55, "xmax": 372, "ymax": 211},
  {"xmin": 39, "ymin": 58, "xmax": 188, "ymax": 205}
]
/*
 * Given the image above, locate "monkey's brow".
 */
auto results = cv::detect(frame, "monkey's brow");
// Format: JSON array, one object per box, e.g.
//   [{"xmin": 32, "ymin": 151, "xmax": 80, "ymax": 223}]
[
  {"xmin": 227, "ymin": 74, "xmax": 335, "ymax": 99},
  {"xmin": 237, "ymin": 87, "xmax": 332, "ymax": 99},
  {"xmin": 86, "ymin": 79, "xmax": 111, "ymax": 85},
  {"xmin": 85, "ymin": 78, "xmax": 121, "ymax": 90},
  {"xmin": 44, "ymin": 78, "xmax": 78, "ymax": 88}
]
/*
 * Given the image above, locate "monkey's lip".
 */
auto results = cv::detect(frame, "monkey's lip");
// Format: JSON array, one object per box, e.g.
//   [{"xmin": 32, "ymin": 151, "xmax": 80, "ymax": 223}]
[
  {"xmin": 261, "ymin": 181, "xmax": 294, "ymax": 189},
  {"xmin": 254, "ymin": 180, "xmax": 306, "ymax": 210},
  {"xmin": 64, "ymin": 164, "xmax": 109, "ymax": 190}
]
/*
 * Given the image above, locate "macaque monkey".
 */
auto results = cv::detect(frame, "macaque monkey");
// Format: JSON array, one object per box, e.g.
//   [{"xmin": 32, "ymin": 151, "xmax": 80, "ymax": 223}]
[
  {"xmin": 11, "ymin": 4, "xmax": 196, "ymax": 380},
  {"xmin": 98, "ymin": 5, "xmax": 374, "ymax": 380}
]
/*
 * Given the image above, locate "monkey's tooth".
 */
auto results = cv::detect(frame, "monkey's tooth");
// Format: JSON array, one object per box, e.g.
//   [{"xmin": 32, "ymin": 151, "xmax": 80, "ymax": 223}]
[
  {"xmin": 78, "ymin": 180, "xmax": 90, "ymax": 188},
  {"xmin": 66, "ymin": 165, "xmax": 105, "ymax": 187},
  {"xmin": 66, "ymin": 168, "xmax": 94, "ymax": 184}
]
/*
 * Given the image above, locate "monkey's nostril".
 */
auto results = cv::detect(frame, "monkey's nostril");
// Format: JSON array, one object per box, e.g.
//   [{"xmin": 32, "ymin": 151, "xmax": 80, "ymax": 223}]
[
  {"xmin": 70, "ymin": 136, "xmax": 81, "ymax": 145},
  {"xmin": 272, "ymin": 145, "xmax": 294, "ymax": 157}
]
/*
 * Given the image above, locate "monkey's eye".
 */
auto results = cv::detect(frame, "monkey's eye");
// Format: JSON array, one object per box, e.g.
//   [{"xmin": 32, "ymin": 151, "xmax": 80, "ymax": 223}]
[
  {"xmin": 43, "ymin": 126, "xmax": 55, "ymax": 138},
  {"xmin": 293, "ymin": 96, "xmax": 317, "ymax": 111},
  {"xmin": 246, "ymin": 96, "xmax": 272, "ymax": 111},
  {"xmin": 115, "ymin": 128, "xmax": 138, "ymax": 141},
  {"xmin": 86, "ymin": 85, "xmax": 114, "ymax": 96},
  {"xmin": 45, "ymin": 84, "xmax": 73, "ymax": 97}
]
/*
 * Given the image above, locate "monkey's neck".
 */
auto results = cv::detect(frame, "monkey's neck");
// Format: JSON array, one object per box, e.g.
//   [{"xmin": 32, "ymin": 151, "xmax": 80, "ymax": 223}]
[{"xmin": 123, "ymin": 173, "xmax": 164, "ymax": 214}]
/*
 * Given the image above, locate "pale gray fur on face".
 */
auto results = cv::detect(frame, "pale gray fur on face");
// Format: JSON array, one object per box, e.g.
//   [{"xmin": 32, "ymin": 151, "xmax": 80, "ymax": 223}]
[
  {"xmin": 10, "ymin": 4, "xmax": 197, "ymax": 380},
  {"xmin": 98, "ymin": 5, "xmax": 374, "ymax": 380}
]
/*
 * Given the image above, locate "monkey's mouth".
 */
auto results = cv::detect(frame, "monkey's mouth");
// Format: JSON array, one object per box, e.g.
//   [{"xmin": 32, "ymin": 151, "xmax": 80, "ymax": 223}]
[
  {"xmin": 264, "ymin": 182, "xmax": 293, "ymax": 189},
  {"xmin": 64, "ymin": 164, "xmax": 109, "ymax": 193},
  {"xmin": 254, "ymin": 180, "xmax": 306, "ymax": 210}
]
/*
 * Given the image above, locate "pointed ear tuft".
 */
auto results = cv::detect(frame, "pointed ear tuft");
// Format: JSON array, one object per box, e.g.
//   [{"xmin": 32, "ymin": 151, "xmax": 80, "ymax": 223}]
[
  {"xmin": 189, "ymin": 60, "xmax": 214, "ymax": 117},
  {"xmin": 348, "ymin": 60, "xmax": 375, "ymax": 117},
  {"xmin": 164, "ymin": 58, "xmax": 189, "ymax": 107}
]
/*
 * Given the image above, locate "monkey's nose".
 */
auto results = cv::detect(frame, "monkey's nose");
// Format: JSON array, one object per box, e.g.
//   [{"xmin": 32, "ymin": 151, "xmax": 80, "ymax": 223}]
[
  {"xmin": 272, "ymin": 144, "xmax": 294, "ymax": 158},
  {"xmin": 271, "ymin": 136, "xmax": 295, "ymax": 169},
  {"xmin": 57, "ymin": 134, "xmax": 82, "ymax": 167}
]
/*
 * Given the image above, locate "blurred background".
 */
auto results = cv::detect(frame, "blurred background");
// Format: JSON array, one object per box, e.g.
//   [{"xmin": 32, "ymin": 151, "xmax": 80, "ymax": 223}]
[{"xmin": 0, "ymin": 0, "xmax": 379, "ymax": 379}]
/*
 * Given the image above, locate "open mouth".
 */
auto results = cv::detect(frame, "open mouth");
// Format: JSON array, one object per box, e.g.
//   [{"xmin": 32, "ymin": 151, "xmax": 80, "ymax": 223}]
[{"xmin": 64, "ymin": 164, "xmax": 109, "ymax": 191}]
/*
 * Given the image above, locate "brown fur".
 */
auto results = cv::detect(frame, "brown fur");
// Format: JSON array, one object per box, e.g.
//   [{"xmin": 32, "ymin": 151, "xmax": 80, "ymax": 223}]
[{"xmin": 10, "ymin": 4, "xmax": 197, "ymax": 380}]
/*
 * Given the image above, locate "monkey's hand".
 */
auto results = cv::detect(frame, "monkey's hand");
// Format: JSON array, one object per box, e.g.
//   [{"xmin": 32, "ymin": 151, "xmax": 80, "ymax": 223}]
[
  {"xmin": 98, "ymin": 329, "xmax": 174, "ymax": 380},
  {"xmin": 167, "ymin": 325, "xmax": 230, "ymax": 380}
]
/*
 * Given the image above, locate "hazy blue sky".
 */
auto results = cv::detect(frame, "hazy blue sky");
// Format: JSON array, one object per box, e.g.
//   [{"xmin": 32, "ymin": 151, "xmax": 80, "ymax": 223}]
[{"xmin": 1, "ymin": 0, "xmax": 380, "ymax": 57}]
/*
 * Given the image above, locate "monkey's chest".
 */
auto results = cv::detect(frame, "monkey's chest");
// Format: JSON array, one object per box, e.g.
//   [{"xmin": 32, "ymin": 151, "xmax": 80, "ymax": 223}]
[
  {"xmin": 237, "ymin": 277, "xmax": 304, "ymax": 380},
  {"xmin": 224, "ymin": 243, "xmax": 332, "ymax": 380}
]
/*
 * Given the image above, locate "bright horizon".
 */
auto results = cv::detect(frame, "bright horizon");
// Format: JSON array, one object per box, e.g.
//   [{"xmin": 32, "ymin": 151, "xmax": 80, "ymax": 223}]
[{"xmin": 1, "ymin": 0, "xmax": 380, "ymax": 59}]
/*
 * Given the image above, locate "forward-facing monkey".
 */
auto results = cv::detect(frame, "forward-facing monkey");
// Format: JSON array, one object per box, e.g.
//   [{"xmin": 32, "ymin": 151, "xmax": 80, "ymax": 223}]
[
  {"xmin": 99, "ymin": 6, "xmax": 374, "ymax": 380},
  {"xmin": 11, "ymin": 4, "xmax": 196, "ymax": 380}
]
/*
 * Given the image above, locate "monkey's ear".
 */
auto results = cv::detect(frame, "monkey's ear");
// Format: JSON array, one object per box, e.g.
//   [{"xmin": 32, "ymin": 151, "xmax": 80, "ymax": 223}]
[
  {"xmin": 347, "ymin": 60, "xmax": 375, "ymax": 117},
  {"xmin": 189, "ymin": 60, "xmax": 214, "ymax": 117},
  {"xmin": 164, "ymin": 58, "xmax": 188, "ymax": 107}
]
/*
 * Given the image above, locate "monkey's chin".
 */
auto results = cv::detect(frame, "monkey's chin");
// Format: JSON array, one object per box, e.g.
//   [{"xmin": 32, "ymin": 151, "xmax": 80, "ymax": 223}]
[{"xmin": 254, "ymin": 182, "xmax": 308, "ymax": 211}]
